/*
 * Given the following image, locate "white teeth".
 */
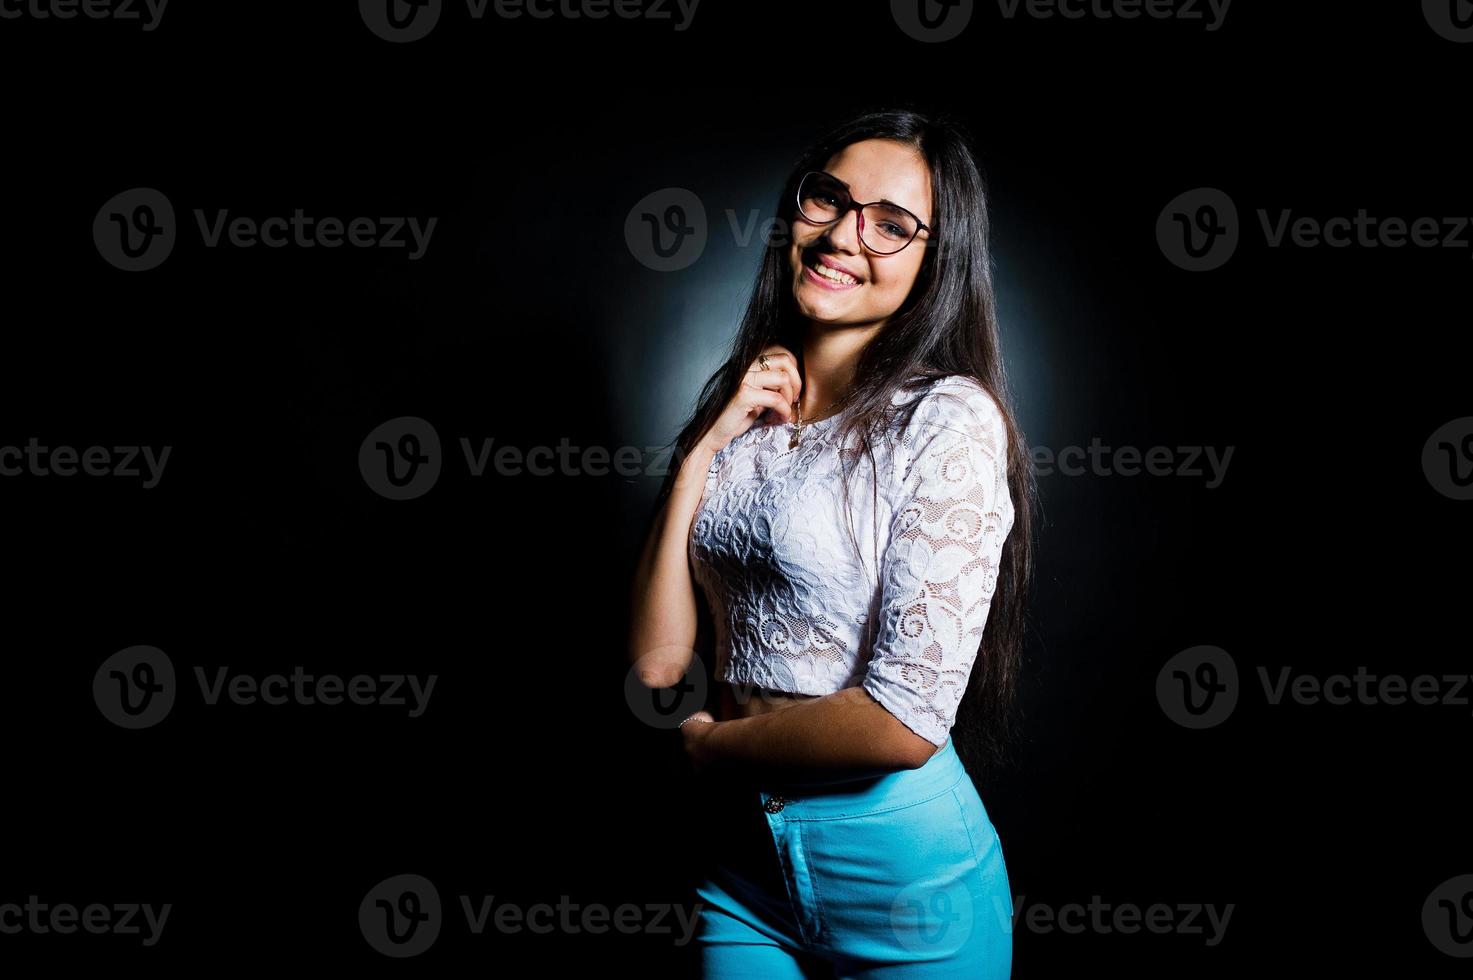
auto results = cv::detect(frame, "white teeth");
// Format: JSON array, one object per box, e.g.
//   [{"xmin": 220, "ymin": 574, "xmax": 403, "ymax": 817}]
[{"xmin": 810, "ymin": 261, "xmax": 858, "ymax": 285}]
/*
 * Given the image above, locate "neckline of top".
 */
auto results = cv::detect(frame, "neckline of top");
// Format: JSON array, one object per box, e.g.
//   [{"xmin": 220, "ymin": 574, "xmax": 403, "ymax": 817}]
[
  {"xmin": 801, "ymin": 408, "xmax": 845, "ymax": 427},
  {"xmin": 798, "ymin": 377, "xmax": 944, "ymax": 427}
]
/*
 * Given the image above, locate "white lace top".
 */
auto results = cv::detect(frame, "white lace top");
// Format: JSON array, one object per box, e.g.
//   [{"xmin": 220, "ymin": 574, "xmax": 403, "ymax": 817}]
[{"xmin": 688, "ymin": 374, "xmax": 1015, "ymax": 747}]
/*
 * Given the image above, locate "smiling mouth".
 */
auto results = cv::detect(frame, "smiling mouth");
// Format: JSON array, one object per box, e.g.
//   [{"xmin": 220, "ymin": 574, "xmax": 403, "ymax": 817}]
[{"xmin": 803, "ymin": 253, "xmax": 862, "ymax": 286}]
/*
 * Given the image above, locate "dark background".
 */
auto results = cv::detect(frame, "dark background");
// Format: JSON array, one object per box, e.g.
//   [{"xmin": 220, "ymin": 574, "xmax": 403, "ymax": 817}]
[{"xmin": 1, "ymin": 1, "xmax": 1468, "ymax": 974}]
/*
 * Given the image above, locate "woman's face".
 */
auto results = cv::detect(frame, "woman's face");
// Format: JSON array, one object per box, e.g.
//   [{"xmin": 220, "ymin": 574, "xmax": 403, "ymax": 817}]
[{"xmin": 788, "ymin": 138, "xmax": 933, "ymax": 329}]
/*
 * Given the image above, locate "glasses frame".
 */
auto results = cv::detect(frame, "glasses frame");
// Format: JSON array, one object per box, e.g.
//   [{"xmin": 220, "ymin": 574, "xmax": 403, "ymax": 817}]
[{"xmin": 794, "ymin": 170, "xmax": 933, "ymax": 256}]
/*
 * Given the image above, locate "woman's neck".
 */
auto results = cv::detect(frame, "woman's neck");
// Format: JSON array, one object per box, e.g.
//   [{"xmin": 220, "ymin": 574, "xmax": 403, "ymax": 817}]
[{"xmin": 799, "ymin": 321, "xmax": 882, "ymax": 419}]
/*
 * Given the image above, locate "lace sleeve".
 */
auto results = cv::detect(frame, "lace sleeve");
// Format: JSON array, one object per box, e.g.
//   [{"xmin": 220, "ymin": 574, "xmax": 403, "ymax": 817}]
[{"xmin": 861, "ymin": 378, "xmax": 1016, "ymax": 748}]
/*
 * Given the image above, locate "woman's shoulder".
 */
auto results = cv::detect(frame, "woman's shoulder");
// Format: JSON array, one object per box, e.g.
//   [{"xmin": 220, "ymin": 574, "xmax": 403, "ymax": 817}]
[
  {"xmin": 880, "ymin": 375, "xmax": 1009, "ymax": 491},
  {"xmin": 878, "ymin": 375, "xmax": 1005, "ymax": 483},
  {"xmin": 894, "ymin": 373, "xmax": 1005, "ymax": 434}
]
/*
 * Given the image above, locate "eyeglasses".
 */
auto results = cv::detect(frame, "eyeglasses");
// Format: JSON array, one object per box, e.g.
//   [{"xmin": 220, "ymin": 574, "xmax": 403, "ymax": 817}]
[{"xmin": 795, "ymin": 170, "xmax": 932, "ymax": 255}]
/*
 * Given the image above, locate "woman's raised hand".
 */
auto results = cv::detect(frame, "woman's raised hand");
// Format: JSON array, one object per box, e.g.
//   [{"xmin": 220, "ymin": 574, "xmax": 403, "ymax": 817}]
[{"xmin": 699, "ymin": 346, "xmax": 802, "ymax": 456}]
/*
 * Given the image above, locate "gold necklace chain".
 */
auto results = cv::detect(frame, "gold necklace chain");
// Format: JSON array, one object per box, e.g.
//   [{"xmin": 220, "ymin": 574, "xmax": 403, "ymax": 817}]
[{"xmin": 788, "ymin": 397, "xmax": 839, "ymax": 449}]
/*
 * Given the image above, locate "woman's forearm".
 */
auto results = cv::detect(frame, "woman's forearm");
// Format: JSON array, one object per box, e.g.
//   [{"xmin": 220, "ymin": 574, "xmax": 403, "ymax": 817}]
[
  {"xmin": 628, "ymin": 440, "xmax": 718, "ymax": 688},
  {"xmin": 692, "ymin": 686, "xmax": 936, "ymax": 783}
]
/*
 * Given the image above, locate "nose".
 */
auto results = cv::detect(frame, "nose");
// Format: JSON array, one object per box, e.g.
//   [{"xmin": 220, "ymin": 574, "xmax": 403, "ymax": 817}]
[{"xmin": 823, "ymin": 205, "xmax": 864, "ymax": 254}]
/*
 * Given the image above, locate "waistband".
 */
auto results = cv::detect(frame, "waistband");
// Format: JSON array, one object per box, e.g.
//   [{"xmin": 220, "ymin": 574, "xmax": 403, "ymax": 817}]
[{"xmin": 751, "ymin": 737, "xmax": 969, "ymax": 821}]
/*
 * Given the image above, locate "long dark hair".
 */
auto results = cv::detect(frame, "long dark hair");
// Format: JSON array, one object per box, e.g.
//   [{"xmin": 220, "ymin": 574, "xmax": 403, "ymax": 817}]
[{"xmin": 653, "ymin": 106, "xmax": 1037, "ymax": 778}]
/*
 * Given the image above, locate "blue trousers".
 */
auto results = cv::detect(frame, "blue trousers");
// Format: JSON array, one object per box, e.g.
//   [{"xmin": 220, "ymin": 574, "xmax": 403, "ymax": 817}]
[{"xmin": 690, "ymin": 737, "xmax": 1013, "ymax": 978}]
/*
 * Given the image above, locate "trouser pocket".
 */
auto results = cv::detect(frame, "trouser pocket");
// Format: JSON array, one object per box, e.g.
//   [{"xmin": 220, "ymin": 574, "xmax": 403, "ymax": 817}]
[
  {"xmin": 798, "ymin": 786, "xmax": 997, "ymax": 960},
  {"xmin": 948, "ymin": 783, "xmax": 1012, "ymax": 928}
]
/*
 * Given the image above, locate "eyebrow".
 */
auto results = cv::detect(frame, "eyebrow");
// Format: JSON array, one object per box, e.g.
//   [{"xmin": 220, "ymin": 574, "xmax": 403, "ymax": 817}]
[{"xmin": 828, "ymin": 173, "xmax": 927, "ymax": 223}]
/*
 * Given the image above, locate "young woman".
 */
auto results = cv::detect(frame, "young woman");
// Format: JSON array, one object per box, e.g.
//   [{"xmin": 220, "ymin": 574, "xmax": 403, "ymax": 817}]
[{"xmin": 628, "ymin": 107, "xmax": 1036, "ymax": 977}]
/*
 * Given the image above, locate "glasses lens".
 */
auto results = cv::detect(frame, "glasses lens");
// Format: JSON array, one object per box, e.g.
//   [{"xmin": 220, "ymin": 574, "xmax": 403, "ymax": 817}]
[
  {"xmin": 860, "ymin": 204, "xmax": 920, "ymax": 253},
  {"xmin": 797, "ymin": 173, "xmax": 923, "ymax": 253},
  {"xmin": 798, "ymin": 173, "xmax": 847, "ymax": 224}
]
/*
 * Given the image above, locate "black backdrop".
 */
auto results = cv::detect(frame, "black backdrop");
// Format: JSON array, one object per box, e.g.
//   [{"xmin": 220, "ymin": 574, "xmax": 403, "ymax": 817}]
[{"xmin": 2, "ymin": 2, "xmax": 1469, "ymax": 975}]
